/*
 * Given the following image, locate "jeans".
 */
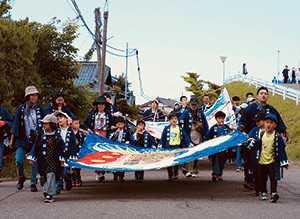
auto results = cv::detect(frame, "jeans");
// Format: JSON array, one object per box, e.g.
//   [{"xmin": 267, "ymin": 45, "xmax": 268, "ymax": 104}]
[
  {"xmin": 236, "ymin": 145, "xmax": 242, "ymax": 168},
  {"xmin": 15, "ymin": 147, "xmax": 38, "ymax": 184},
  {"xmin": 211, "ymin": 151, "xmax": 227, "ymax": 176},
  {"xmin": 0, "ymin": 143, "xmax": 4, "ymax": 171}
]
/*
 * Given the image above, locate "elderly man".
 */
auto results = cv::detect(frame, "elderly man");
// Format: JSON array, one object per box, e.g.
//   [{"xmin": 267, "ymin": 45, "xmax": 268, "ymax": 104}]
[{"xmin": 179, "ymin": 97, "xmax": 209, "ymax": 178}]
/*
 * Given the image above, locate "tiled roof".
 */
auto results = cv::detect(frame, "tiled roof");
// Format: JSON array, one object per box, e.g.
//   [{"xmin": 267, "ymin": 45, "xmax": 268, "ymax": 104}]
[
  {"xmin": 139, "ymin": 97, "xmax": 178, "ymax": 108},
  {"xmin": 74, "ymin": 61, "xmax": 113, "ymax": 93}
]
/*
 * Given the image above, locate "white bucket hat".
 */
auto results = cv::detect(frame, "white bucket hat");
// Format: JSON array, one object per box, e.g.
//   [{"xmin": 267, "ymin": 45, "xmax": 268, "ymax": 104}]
[
  {"xmin": 39, "ymin": 114, "xmax": 58, "ymax": 123},
  {"xmin": 24, "ymin": 86, "xmax": 40, "ymax": 98}
]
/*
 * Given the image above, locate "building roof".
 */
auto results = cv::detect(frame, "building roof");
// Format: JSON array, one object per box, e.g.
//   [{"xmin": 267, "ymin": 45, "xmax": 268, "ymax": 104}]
[
  {"xmin": 74, "ymin": 61, "xmax": 124, "ymax": 93},
  {"xmin": 139, "ymin": 97, "xmax": 178, "ymax": 108}
]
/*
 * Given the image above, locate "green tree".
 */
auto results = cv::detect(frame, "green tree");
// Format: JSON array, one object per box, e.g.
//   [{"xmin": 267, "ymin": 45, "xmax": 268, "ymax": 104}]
[{"xmin": 182, "ymin": 72, "xmax": 222, "ymax": 104}]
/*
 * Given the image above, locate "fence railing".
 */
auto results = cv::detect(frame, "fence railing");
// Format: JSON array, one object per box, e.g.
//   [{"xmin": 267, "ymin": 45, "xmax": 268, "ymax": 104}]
[{"xmin": 225, "ymin": 74, "xmax": 300, "ymax": 105}]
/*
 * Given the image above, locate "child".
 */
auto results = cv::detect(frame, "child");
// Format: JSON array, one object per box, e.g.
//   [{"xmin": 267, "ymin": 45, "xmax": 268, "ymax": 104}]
[
  {"xmin": 158, "ymin": 112, "xmax": 194, "ymax": 181},
  {"xmin": 130, "ymin": 119, "xmax": 156, "ymax": 182},
  {"xmin": 54, "ymin": 111, "xmax": 77, "ymax": 193},
  {"xmin": 108, "ymin": 116, "xmax": 130, "ymax": 182},
  {"xmin": 70, "ymin": 116, "xmax": 84, "ymax": 187},
  {"xmin": 28, "ymin": 114, "xmax": 65, "ymax": 203},
  {"xmin": 244, "ymin": 112, "xmax": 266, "ymax": 194},
  {"xmin": 205, "ymin": 111, "xmax": 232, "ymax": 181},
  {"xmin": 249, "ymin": 114, "xmax": 289, "ymax": 202}
]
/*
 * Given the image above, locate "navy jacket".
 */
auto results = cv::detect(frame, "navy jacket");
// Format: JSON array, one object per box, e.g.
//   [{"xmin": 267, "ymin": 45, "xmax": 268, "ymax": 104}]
[
  {"xmin": 204, "ymin": 124, "xmax": 232, "ymax": 142},
  {"xmin": 239, "ymin": 102, "xmax": 286, "ymax": 134},
  {"xmin": 174, "ymin": 105, "xmax": 188, "ymax": 118},
  {"xmin": 0, "ymin": 106, "xmax": 14, "ymax": 128},
  {"xmin": 130, "ymin": 131, "xmax": 155, "ymax": 148},
  {"xmin": 83, "ymin": 110, "xmax": 114, "ymax": 138},
  {"xmin": 178, "ymin": 108, "xmax": 209, "ymax": 137},
  {"xmin": 158, "ymin": 125, "xmax": 194, "ymax": 149},
  {"xmin": 199, "ymin": 103, "xmax": 213, "ymax": 113},
  {"xmin": 75, "ymin": 130, "xmax": 84, "ymax": 155},
  {"xmin": 28, "ymin": 130, "xmax": 65, "ymax": 179},
  {"xmin": 248, "ymin": 130, "xmax": 289, "ymax": 180},
  {"xmin": 143, "ymin": 108, "xmax": 165, "ymax": 122},
  {"xmin": 108, "ymin": 128, "xmax": 130, "ymax": 144},
  {"xmin": 57, "ymin": 127, "xmax": 77, "ymax": 161},
  {"xmin": 45, "ymin": 103, "xmax": 75, "ymax": 117},
  {"xmin": 12, "ymin": 103, "xmax": 45, "ymax": 149}
]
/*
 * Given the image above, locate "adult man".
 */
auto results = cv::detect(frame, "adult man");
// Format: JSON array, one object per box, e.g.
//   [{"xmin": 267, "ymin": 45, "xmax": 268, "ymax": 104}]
[
  {"xmin": 0, "ymin": 94, "xmax": 14, "ymax": 181},
  {"xmin": 199, "ymin": 94, "xmax": 213, "ymax": 113},
  {"xmin": 143, "ymin": 100, "xmax": 165, "ymax": 122},
  {"xmin": 179, "ymin": 97, "xmax": 209, "ymax": 178},
  {"xmin": 241, "ymin": 92, "xmax": 254, "ymax": 105},
  {"xmin": 282, "ymin": 65, "xmax": 290, "ymax": 84},
  {"xmin": 175, "ymin": 95, "xmax": 188, "ymax": 117},
  {"xmin": 239, "ymin": 87, "xmax": 287, "ymax": 136}
]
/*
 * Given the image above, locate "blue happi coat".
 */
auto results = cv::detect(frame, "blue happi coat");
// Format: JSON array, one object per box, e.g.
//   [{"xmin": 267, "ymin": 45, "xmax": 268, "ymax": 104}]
[
  {"xmin": 45, "ymin": 103, "xmax": 75, "ymax": 117},
  {"xmin": 57, "ymin": 127, "xmax": 77, "ymax": 161},
  {"xmin": 239, "ymin": 102, "xmax": 286, "ymax": 134},
  {"xmin": 204, "ymin": 124, "xmax": 232, "ymax": 141},
  {"xmin": 0, "ymin": 106, "xmax": 14, "ymax": 128},
  {"xmin": 143, "ymin": 108, "xmax": 165, "ymax": 121},
  {"xmin": 158, "ymin": 125, "xmax": 194, "ymax": 149},
  {"xmin": 130, "ymin": 130, "xmax": 156, "ymax": 148},
  {"xmin": 248, "ymin": 130, "xmax": 289, "ymax": 180},
  {"xmin": 178, "ymin": 108, "xmax": 209, "ymax": 137},
  {"xmin": 83, "ymin": 110, "xmax": 114, "ymax": 138},
  {"xmin": 108, "ymin": 128, "xmax": 130, "ymax": 144},
  {"xmin": 75, "ymin": 130, "xmax": 84, "ymax": 156},
  {"xmin": 12, "ymin": 103, "xmax": 45, "ymax": 149},
  {"xmin": 27, "ymin": 130, "xmax": 65, "ymax": 179}
]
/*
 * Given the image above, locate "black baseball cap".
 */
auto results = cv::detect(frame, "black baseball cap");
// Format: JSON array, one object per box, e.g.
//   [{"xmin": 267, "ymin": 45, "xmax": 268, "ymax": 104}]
[{"xmin": 190, "ymin": 97, "xmax": 199, "ymax": 105}]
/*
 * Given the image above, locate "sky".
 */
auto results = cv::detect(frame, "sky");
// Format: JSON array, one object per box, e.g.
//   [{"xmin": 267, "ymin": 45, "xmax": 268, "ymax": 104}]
[{"xmin": 9, "ymin": 0, "xmax": 300, "ymax": 104}]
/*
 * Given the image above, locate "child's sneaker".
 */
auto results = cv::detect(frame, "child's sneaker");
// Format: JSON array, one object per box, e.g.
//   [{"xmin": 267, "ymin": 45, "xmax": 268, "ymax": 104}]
[
  {"xmin": 45, "ymin": 195, "xmax": 54, "ymax": 203},
  {"xmin": 254, "ymin": 191, "xmax": 261, "ymax": 197},
  {"xmin": 192, "ymin": 173, "xmax": 198, "ymax": 178},
  {"xmin": 244, "ymin": 182, "xmax": 255, "ymax": 190},
  {"xmin": 217, "ymin": 175, "xmax": 223, "ymax": 181},
  {"xmin": 72, "ymin": 181, "xmax": 76, "ymax": 187},
  {"xmin": 76, "ymin": 180, "xmax": 82, "ymax": 187},
  {"xmin": 186, "ymin": 172, "xmax": 192, "ymax": 178},
  {"xmin": 271, "ymin": 192, "xmax": 279, "ymax": 203},
  {"xmin": 236, "ymin": 168, "xmax": 242, "ymax": 172},
  {"xmin": 261, "ymin": 192, "xmax": 267, "ymax": 201},
  {"xmin": 212, "ymin": 175, "xmax": 217, "ymax": 182}
]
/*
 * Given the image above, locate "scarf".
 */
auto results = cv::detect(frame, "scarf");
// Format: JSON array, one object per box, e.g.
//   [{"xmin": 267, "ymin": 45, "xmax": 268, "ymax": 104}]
[{"xmin": 256, "ymin": 101, "xmax": 267, "ymax": 114}]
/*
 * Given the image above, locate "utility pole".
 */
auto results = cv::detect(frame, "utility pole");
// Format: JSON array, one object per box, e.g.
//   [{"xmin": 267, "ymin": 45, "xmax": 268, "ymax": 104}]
[
  {"xmin": 100, "ymin": 11, "xmax": 109, "ymax": 95},
  {"xmin": 125, "ymin": 42, "xmax": 128, "ymax": 100},
  {"xmin": 95, "ymin": 8, "xmax": 102, "ymax": 95}
]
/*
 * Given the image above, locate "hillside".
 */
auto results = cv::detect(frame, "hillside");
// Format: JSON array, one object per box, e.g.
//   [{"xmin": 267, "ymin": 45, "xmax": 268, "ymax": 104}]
[{"xmin": 225, "ymin": 81, "xmax": 300, "ymax": 164}]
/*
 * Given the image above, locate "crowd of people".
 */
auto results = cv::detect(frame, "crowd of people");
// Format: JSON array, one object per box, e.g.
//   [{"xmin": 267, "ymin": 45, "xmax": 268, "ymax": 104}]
[{"xmin": 0, "ymin": 85, "xmax": 290, "ymax": 203}]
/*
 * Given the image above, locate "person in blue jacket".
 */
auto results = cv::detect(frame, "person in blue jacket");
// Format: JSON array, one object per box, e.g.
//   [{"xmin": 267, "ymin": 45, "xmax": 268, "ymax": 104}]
[
  {"xmin": 104, "ymin": 92, "xmax": 118, "ymax": 116},
  {"xmin": 143, "ymin": 99, "xmax": 165, "ymax": 122},
  {"xmin": 54, "ymin": 111, "xmax": 77, "ymax": 193},
  {"xmin": 108, "ymin": 116, "xmax": 130, "ymax": 182},
  {"xmin": 27, "ymin": 114, "xmax": 65, "ymax": 203},
  {"xmin": 239, "ymin": 87, "xmax": 287, "ymax": 136},
  {"xmin": 45, "ymin": 90, "xmax": 75, "ymax": 117},
  {"xmin": 130, "ymin": 119, "xmax": 156, "ymax": 182},
  {"xmin": 0, "ymin": 94, "xmax": 14, "ymax": 180},
  {"xmin": 158, "ymin": 112, "xmax": 194, "ymax": 181},
  {"xmin": 204, "ymin": 111, "xmax": 232, "ymax": 181},
  {"xmin": 84, "ymin": 95, "xmax": 114, "ymax": 182},
  {"xmin": 9, "ymin": 86, "xmax": 45, "ymax": 191},
  {"xmin": 247, "ymin": 114, "xmax": 289, "ymax": 202},
  {"xmin": 174, "ymin": 95, "xmax": 188, "ymax": 117},
  {"xmin": 178, "ymin": 97, "xmax": 209, "ymax": 178},
  {"xmin": 199, "ymin": 94, "xmax": 213, "ymax": 113}
]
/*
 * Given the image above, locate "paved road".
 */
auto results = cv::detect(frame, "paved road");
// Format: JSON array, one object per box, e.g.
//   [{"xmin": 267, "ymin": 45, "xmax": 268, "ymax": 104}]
[{"xmin": 1, "ymin": 159, "xmax": 300, "ymax": 219}]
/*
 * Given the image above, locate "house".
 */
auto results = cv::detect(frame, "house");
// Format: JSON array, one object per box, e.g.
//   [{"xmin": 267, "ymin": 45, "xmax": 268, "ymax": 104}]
[
  {"xmin": 139, "ymin": 97, "xmax": 179, "ymax": 114},
  {"xmin": 74, "ymin": 61, "xmax": 135, "ymax": 104}
]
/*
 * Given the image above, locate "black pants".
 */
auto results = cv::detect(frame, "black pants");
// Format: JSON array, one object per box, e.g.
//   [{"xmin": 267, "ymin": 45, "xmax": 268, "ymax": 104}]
[
  {"xmin": 259, "ymin": 162, "xmax": 277, "ymax": 193},
  {"xmin": 167, "ymin": 165, "xmax": 179, "ymax": 178}
]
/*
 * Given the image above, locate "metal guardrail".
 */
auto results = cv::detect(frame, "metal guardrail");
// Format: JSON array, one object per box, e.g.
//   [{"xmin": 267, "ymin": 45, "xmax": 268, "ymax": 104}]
[{"xmin": 225, "ymin": 74, "xmax": 300, "ymax": 105}]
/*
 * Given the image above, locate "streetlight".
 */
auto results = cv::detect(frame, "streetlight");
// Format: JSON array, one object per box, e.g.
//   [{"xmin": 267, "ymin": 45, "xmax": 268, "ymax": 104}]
[
  {"xmin": 220, "ymin": 56, "xmax": 227, "ymax": 85},
  {"xmin": 277, "ymin": 50, "xmax": 280, "ymax": 84}
]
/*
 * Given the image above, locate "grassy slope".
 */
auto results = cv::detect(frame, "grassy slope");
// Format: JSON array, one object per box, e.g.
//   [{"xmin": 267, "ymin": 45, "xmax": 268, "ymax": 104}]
[{"xmin": 225, "ymin": 81, "xmax": 300, "ymax": 165}]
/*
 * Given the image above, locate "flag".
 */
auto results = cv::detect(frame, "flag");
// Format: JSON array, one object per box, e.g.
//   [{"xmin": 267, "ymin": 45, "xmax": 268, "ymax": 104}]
[{"xmin": 66, "ymin": 130, "xmax": 248, "ymax": 171}]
